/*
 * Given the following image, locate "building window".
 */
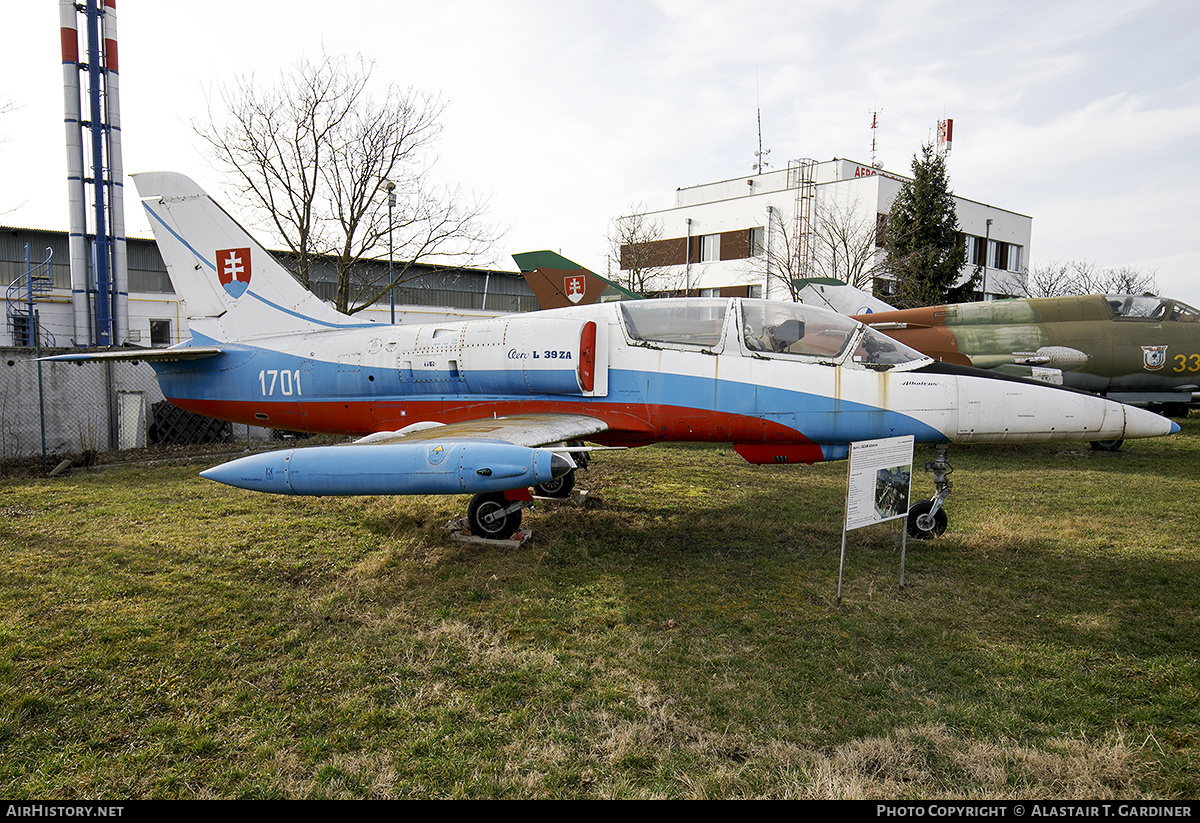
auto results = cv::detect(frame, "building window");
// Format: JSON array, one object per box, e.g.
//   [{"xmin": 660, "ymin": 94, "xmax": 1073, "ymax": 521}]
[
  {"xmin": 749, "ymin": 227, "xmax": 765, "ymax": 257},
  {"xmin": 150, "ymin": 319, "xmax": 172, "ymax": 348},
  {"xmin": 965, "ymin": 236, "xmax": 987, "ymax": 266},
  {"xmin": 700, "ymin": 234, "xmax": 720, "ymax": 262},
  {"xmin": 1007, "ymin": 245, "xmax": 1022, "ymax": 272}
]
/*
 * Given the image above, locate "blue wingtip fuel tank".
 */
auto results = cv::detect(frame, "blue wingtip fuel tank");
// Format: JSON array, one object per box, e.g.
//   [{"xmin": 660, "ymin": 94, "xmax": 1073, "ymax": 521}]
[{"xmin": 200, "ymin": 441, "xmax": 575, "ymax": 497}]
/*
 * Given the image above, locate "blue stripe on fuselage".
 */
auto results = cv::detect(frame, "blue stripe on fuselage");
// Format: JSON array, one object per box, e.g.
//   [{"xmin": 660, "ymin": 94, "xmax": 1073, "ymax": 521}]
[{"xmin": 149, "ymin": 345, "xmax": 948, "ymax": 448}]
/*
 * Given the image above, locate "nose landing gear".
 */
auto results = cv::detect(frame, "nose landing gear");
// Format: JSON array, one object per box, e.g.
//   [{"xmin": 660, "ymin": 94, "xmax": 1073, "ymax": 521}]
[{"xmin": 907, "ymin": 446, "xmax": 953, "ymax": 539}]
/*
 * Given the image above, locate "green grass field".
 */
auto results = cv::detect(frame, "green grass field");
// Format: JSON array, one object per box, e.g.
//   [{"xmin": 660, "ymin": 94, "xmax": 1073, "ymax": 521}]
[{"xmin": 1, "ymin": 420, "xmax": 1198, "ymax": 798}]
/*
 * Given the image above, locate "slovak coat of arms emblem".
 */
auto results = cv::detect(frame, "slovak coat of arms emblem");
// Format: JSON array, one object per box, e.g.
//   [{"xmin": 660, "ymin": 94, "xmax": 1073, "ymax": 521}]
[
  {"xmin": 564, "ymin": 275, "xmax": 586, "ymax": 304},
  {"xmin": 216, "ymin": 247, "xmax": 252, "ymax": 298}
]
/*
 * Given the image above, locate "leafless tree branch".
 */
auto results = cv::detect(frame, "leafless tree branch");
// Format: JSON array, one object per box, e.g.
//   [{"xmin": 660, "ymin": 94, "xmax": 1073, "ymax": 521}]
[
  {"xmin": 998, "ymin": 260, "xmax": 1158, "ymax": 298},
  {"xmin": 194, "ymin": 52, "xmax": 499, "ymax": 314}
]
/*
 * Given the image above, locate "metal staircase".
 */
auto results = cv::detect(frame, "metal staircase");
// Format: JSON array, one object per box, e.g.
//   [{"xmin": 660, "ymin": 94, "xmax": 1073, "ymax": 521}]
[{"xmin": 7, "ymin": 245, "xmax": 56, "ymax": 348}]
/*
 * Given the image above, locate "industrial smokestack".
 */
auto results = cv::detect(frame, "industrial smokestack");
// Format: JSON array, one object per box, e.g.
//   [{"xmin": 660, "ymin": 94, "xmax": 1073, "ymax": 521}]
[
  {"xmin": 102, "ymin": 0, "xmax": 127, "ymax": 342},
  {"xmin": 60, "ymin": 0, "xmax": 91, "ymax": 344},
  {"xmin": 59, "ymin": 0, "xmax": 128, "ymax": 347}
]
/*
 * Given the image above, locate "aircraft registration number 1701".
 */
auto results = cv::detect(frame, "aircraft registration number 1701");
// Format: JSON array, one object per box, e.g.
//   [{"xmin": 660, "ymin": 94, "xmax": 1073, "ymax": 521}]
[{"xmin": 258, "ymin": 369, "xmax": 302, "ymax": 396}]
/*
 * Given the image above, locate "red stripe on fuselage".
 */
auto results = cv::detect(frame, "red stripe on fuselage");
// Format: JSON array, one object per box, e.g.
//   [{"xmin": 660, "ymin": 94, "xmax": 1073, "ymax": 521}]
[{"xmin": 169, "ymin": 396, "xmax": 824, "ymax": 458}]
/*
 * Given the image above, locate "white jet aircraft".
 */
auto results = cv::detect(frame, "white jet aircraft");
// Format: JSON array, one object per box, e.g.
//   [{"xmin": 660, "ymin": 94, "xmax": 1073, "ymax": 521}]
[{"xmin": 53, "ymin": 173, "xmax": 1179, "ymax": 539}]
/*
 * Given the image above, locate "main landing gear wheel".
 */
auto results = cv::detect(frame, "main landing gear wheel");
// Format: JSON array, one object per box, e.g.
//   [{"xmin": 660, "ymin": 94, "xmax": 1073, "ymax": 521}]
[
  {"xmin": 906, "ymin": 499, "xmax": 948, "ymax": 539},
  {"xmin": 467, "ymin": 492, "xmax": 523, "ymax": 538},
  {"xmin": 534, "ymin": 469, "xmax": 576, "ymax": 498},
  {"xmin": 1089, "ymin": 439, "xmax": 1124, "ymax": 452}
]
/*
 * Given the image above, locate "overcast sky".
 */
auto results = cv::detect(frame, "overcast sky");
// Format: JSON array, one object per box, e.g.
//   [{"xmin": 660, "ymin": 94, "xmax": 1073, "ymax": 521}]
[{"xmin": 4, "ymin": 0, "xmax": 1199, "ymax": 303}]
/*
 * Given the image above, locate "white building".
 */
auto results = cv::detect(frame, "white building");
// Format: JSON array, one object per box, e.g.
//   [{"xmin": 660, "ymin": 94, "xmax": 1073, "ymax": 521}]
[{"xmin": 616, "ymin": 157, "xmax": 1031, "ymax": 303}]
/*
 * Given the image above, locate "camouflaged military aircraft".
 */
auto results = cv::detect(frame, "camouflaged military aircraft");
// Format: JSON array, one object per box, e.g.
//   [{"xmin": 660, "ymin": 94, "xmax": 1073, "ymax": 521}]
[{"xmin": 851, "ymin": 295, "xmax": 1200, "ymax": 448}]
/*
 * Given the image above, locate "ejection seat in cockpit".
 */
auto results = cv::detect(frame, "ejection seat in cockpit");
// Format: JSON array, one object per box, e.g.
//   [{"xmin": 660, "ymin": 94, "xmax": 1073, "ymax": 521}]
[{"xmin": 771, "ymin": 318, "xmax": 806, "ymax": 352}]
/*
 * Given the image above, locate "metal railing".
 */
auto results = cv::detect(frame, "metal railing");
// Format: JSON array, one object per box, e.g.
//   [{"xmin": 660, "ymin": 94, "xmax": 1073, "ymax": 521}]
[{"xmin": 6, "ymin": 245, "xmax": 56, "ymax": 349}]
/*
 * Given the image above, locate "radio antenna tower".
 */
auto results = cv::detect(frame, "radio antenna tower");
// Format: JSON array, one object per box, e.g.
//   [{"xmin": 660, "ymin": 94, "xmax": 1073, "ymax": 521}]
[
  {"xmin": 754, "ymin": 107, "xmax": 771, "ymax": 173},
  {"xmin": 753, "ymin": 70, "xmax": 770, "ymax": 173},
  {"xmin": 869, "ymin": 108, "xmax": 883, "ymax": 168}
]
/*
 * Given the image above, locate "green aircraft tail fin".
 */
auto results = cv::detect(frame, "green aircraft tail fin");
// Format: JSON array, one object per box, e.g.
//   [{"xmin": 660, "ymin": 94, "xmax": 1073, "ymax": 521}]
[{"xmin": 512, "ymin": 250, "xmax": 641, "ymax": 309}]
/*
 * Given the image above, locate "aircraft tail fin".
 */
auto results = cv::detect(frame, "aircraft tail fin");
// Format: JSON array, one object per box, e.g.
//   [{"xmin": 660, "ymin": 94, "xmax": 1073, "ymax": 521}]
[
  {"xmin": 513, "ymin": 250, "xmax": 641, "ymax": 309},
  {"xmin": 131, "ymin": 172, "xmax": 361, "ymax": 342},
  {"xmin": 795, "ymin": 277, "xmax": 896, "ymax": 315}
]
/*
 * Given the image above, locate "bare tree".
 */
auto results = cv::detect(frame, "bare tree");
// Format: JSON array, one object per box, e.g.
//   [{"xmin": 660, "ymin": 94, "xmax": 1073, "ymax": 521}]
[
  {"xmin": 1000, "ymin": 260, "xmax": 1158, "ymax": 298},
  {"xmin": 757, "ymin": 205, "xmax": 807, "ymax": 301},
  {"xmin": 195, "ymin": 52, "xmax": 498, "ymax": 314},
  {"xmin": 608, "ymin": 206, "xmax": 679, "ymax": 295},
  {"xmin": 811, "ymin": 199, "xmax": 885, "ymax": 290},
  {"xmin": 754, "ymin": 199, "xmax": 884, "ymax": 301},
  {"xmin": 1, "ymin": 97, "xmax": 19, "ymax": 214}
]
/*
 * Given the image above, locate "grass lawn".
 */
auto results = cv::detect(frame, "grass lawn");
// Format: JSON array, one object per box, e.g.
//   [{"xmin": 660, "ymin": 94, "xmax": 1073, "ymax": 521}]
[{"xmin": 1, "ymin": 420, "xmax": 1197, "ymax": 798}]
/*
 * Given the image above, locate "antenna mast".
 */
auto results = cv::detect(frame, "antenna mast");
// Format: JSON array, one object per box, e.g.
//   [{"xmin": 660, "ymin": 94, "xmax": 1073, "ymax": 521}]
[
  {"xmin": 753, "ymin": 71, "xmax": 770, "ymax": 173},
  {"xmin": 869, "ymin": 108, "xmax": 883, "ymax": 168},
  {"xmin": 754, "ymin": 108, "xmax": 771, "ymax": 172}
]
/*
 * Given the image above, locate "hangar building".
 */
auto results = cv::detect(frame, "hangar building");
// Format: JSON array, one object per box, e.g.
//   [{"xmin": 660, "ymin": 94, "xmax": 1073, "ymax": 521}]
[{"xmin": 0, "ymin": 227, "xmax": 536, "ymax": 350}]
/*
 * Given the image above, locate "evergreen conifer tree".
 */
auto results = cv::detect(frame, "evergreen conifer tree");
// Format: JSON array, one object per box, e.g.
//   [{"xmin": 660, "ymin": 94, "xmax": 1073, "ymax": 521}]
[{"xmin": 883, "ymin": 143, "xmax": 975, "ymax": 306}]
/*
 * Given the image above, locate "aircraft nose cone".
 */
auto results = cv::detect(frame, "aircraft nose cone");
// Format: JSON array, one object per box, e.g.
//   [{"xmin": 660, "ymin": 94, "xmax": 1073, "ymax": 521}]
[
  {"xmin": 1123, "ymin": 405, "xmax": 1181, "ymax": 440},
  {"xmin": 200, "ymin": 450, "xmax": 294, "ymax": 493},
  {"xmin": 550, "ymin": 452, "xmax": 575, "ymax": 478}
]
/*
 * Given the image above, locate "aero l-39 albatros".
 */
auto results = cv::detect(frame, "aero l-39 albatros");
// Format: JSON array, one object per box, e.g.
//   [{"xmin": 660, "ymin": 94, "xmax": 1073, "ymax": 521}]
[{"xmin": 53, "ymin": 174, "xmax": 1178, "ymax": 539}]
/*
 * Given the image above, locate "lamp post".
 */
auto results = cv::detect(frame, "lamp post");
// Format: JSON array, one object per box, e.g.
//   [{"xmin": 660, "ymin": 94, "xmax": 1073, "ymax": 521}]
[
  {"xmin": 983, "ymin": 218, "xmax": 993, "ymax": 300},
  {"xmin": 386, "ymin": 181, "xmax": 396, "ymax": 324}
]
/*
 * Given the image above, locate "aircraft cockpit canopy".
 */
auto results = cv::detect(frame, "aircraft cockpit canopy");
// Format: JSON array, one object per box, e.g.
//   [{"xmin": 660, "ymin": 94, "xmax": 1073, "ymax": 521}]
[
  {"xmin": 1105, "ymin": 295, "xmax": 1200, "ymax": 322},
  {"xmin": 1169, "ymin": 301, "xmax": 1200, "ymax": 322},
  {"xmin": 618, "ymin": 298, "xmax": 928, "ymax": 370},
  {"xmin": 739, "ymin": 299, "xmax": 929, "ymax": 369},
  {"xmin": 619, "ymin": 299, "xmax": 728, "ymax": 348},
  {"xmin": 741, "ymin": 299, "xmax": 855, "ymax": 359}
]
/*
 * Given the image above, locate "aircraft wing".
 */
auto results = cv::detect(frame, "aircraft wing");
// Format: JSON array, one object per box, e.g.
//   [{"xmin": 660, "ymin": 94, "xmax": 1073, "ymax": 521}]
[
  {"xmin": 354, "ymin": 413, "xmax": 610, "ymax": 448},
  {"xmin": 798, "ymin": 279, "xmax": 897, "ymax": 315},
  {"xmin": 41, "ymin": 347, "xmax": 225, "ymax": 363}
]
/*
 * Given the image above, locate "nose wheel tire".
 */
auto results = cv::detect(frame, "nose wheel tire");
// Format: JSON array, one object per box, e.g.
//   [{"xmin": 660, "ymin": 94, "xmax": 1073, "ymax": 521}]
[
  {"xmin": 906, "ymin": 499, "xmax": 947, "ymax": 539},
  {"xmin": 534, "ymin": 469, "xmax": 576, "ymax": 498}
]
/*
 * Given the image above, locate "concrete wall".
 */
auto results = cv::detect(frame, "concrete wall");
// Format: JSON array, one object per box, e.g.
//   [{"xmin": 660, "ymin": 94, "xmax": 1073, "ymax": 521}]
[{"xmin": 0, "ymin": 347, "xmax": 165, "ymax": 459}]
